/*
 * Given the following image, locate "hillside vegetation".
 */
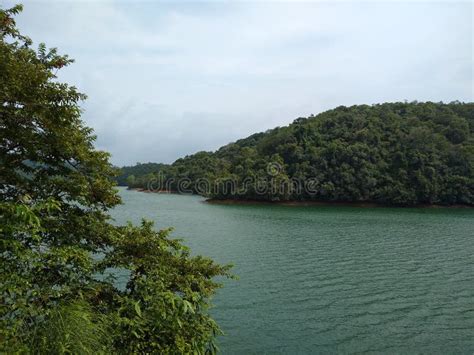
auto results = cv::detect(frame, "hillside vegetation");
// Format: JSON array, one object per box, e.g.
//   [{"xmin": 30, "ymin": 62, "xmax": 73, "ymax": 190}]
[
  {"xmin": 115, "ymin": 162, "xmax": 169, "ymax": 186},
  {"xmin": 123, "ymin": 102, "xmax": 474, "ymax": 206}
]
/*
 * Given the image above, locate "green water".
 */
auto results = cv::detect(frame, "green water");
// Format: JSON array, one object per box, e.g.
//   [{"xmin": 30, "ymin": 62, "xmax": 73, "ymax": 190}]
[{"xmin": 111, "ymin": 187, "xmax": 474, "ymax": 354}]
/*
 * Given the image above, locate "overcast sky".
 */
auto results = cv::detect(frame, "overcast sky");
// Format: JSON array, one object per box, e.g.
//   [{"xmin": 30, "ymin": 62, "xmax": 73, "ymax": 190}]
[{"xmin": 6, "ymin": 0, "xmax": 473, "ymax": 166}]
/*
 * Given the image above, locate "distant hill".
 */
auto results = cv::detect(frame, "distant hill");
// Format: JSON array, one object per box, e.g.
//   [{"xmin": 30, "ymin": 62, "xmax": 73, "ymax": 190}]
[
  {"xmin": 120, "ymin": 102, "xmax": 474, "ymax": 205},
  {"xmin": 115, "ymin": 162, "xmax": 169, "ymax": 186}
]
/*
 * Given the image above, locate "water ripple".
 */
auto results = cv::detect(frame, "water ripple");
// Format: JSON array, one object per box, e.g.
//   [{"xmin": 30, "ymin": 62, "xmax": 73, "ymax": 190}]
[{"xmin": 111, "ymin": 189, "xmax": 474, "ymax": 354}]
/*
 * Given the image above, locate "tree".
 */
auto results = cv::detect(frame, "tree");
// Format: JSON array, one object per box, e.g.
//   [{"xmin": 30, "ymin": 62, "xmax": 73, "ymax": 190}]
[
  {"xmin": 0, "ymin": 5, "xmax": 231, "ymax": 353},
  {"xmin": 126, "ymin": 174, "xmax": 136, "ymax": 188}
]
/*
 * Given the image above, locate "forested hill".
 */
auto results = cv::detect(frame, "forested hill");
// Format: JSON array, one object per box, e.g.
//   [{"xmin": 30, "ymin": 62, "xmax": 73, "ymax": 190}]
[
  {"xmin": 115, "ymin": 162, "xmax": 169, "ymax": 186},
  {"xmin": 120, "ymin": 102, "xmax": 474, "ymax": 206}
]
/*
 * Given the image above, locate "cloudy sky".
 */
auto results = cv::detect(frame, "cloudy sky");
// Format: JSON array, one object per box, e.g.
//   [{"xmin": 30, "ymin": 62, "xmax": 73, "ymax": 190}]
[{"xmin": 6, "ymin": 0, "xmax": 473, "ymax": 166}]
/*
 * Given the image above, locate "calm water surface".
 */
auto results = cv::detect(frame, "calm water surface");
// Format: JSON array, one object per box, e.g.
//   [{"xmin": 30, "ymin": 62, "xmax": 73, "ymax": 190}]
[{"xmin": 111, "ymin": 187, "xmax": 474, "ymax": 354}]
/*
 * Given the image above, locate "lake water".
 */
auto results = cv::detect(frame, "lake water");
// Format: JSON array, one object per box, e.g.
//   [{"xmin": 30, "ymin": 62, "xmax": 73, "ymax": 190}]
[{"xmin": 111, "ymin": 187, "xmax": 474, "ymax": 354}]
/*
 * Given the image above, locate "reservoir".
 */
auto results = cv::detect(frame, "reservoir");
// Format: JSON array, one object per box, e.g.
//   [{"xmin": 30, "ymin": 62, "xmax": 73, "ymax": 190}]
[{"xmin": 111, "ymin": 187, "xmax": 474, "ymax": 354}]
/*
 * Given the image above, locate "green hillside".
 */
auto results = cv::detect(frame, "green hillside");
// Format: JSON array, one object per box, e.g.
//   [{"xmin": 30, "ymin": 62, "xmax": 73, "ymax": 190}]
[
  {"xmin": 115, "ymin": 162, "xmax": 169, "ymax": 186},
  {"xmin": 123, "ymin": 102, "xmax": 474, "ymax": 206}
]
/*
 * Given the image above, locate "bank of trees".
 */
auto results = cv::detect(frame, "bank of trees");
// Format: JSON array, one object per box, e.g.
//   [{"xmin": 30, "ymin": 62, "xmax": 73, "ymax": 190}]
[
  {"xmin": 0, "ymin": 6, "xmax": 230, "ymax": 353},
  {"xmin": 116, "ymin": 162, "xmax": 168, "ymax": 186},
  {"xmin": 124, "ymin": 102, "xmax": 474, "ymax": 205}
]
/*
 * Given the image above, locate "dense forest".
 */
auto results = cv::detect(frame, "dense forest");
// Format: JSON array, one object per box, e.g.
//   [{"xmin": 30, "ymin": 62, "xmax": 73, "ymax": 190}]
[
  {"xmin": 122, "ymin": 102, "xmax": 474, "ymax": 206},
  {"xmin": 115, "ymin": 162, "xmax": 169, "ymax": 186}
]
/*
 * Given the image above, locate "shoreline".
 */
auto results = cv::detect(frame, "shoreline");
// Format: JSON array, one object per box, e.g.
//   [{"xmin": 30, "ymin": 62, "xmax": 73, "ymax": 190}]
[
  {"xmin": 123, "ymin": 188, "xmax": 472, "ymax": 208},
  {"xmin": 205, "ymin": 199, "xmax": 473, "ymax": 208},
  {"xmin": 126, "ymin": 187, "xmax": 179, "ymax": 194}
]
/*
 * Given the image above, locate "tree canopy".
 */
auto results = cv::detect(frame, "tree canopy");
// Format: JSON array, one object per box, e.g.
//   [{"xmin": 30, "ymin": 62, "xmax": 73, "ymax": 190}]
[
  {"xmin": 116, "ymin": 162, "xmax": 169, "ymax": 186},
  {"xmin": 0, "ymin": 5, "xmax": 230, "ymax": 353}
]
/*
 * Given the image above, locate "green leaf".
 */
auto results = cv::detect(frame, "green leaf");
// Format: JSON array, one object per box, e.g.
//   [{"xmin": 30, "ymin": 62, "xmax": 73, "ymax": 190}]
[{"xmin": 134, "ymin": 301, "xmax": 142, "ymax": 317}]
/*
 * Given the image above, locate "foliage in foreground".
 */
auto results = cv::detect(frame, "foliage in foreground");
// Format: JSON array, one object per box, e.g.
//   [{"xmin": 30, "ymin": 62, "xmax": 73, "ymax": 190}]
[
  {"xmin": 124, "ymin": 102, "xmax": 474, "ymax": 205},
  {"xmin": 0, "ymin": 5, "xmax": 231, "ymax": 353}
]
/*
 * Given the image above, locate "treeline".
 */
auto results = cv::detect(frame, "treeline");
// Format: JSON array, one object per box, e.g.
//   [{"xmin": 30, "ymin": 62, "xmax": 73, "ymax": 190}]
[
  {"xmin": 115, "ymin": 162, "xmax": 168, "ymax": 186},
  {"xmin": 121, "ymin": 102, "xmax": 474, "ymax": 206}
]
